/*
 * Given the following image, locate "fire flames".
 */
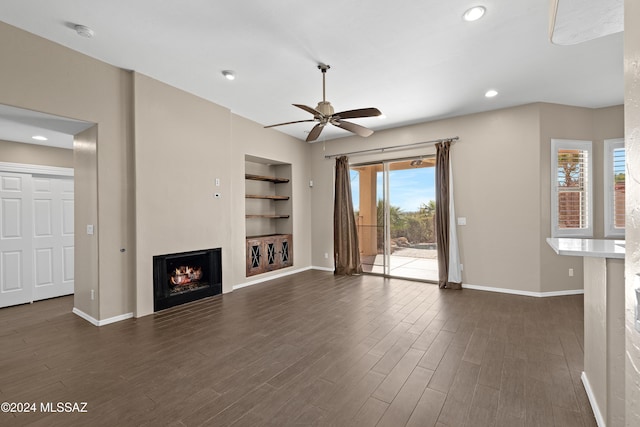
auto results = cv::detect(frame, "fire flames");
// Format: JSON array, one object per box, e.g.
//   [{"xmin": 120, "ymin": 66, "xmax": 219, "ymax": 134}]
[{"xmin": 170, "ymin": 265, "xmax": 203, "ymax": 286}]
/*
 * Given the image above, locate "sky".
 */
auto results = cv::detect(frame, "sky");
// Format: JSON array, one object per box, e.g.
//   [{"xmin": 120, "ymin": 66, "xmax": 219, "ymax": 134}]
[{"xmin": 350, "ymin": 166, "xmax": 436, "ymax": 213}]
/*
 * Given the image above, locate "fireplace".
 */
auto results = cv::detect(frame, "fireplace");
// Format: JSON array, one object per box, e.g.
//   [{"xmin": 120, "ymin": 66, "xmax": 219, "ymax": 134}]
[{"xmin": 153, "ymin": 248, "xmax": 222, "ymax": 311}]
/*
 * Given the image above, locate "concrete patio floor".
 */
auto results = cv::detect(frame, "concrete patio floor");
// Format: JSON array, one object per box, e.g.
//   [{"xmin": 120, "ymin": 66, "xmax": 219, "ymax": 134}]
[{"xmin": 361, "ymin": 247, "xmax": 438, "ymax": 282}]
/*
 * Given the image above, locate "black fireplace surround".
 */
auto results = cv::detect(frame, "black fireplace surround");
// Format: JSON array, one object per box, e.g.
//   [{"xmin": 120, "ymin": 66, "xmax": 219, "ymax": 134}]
[{"xmin": 153, "ymin": 248, "xmax": 222, "ymax": 311}]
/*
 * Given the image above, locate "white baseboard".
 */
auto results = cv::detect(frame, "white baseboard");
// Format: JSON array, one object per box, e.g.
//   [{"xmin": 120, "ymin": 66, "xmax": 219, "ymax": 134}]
[
  {"xmin": 462, "ymin": 283, "xmax": 584, "ymax": 298},
  {"xmin": 233, "ymin": 266, "xmax": 316, "ymax": 290},
  {"xmin": 581, "ymin": 372, "xmax": 606, "ymax": 427},
  {"xmin": 232, "ymin": 270, "xmax": 583, "ymax": 298},
  {"xmin": 73, "ymin": 307, "xmax": 134, "ymax": 326}
]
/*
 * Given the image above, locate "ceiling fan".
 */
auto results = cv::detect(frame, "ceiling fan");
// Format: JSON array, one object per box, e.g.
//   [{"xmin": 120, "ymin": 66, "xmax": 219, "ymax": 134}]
[{"xmin": 265, "ymin": 64, "xmax": 382, "ymax": 142}]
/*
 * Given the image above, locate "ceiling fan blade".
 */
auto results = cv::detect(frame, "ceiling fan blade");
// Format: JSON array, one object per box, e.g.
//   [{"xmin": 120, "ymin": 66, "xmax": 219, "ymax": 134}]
[
  {"xmin": 333, "ymin": 107, "xmax": 382, "ymax": 120},
  {"xmin": 293, "ymin": 104, "xmax": 322, "ymax": 117},
  {"xmin": 264, "ymin": 119, "xmax": 315, "ymax": 129},
  {"xmin": 333, "ymin": 120, "xmax": 374, "ymax": 137},
  {"xmin": 306, "ymin": 123, "xmax": 325, "ymax": 142}
]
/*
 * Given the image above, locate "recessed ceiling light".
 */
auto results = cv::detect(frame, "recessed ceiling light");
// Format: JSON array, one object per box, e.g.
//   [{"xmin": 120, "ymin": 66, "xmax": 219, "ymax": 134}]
[
  {"xmin": 485, "ymin": 89, "xmax": 498, "ymax": 98},
  {"xmin": 222, "ymin": 70, "xmax": 236, "ymax": 81},
  {"xmin": 463, "ymin": 6, "xmax": 486, "ymax": 22},
  {"xmin": 74, "ymin": 24, "xmax": 94, "ymax": 38},
  {"xmin": 32, "ymin": 135, "xmax": 48, "ymax": 141}
]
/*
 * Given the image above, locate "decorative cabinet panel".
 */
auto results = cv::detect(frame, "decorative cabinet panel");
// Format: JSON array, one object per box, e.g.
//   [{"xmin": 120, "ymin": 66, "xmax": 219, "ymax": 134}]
[{"xmin": 246, "ymin": 234, "xmax": 293, "ymax": 277}]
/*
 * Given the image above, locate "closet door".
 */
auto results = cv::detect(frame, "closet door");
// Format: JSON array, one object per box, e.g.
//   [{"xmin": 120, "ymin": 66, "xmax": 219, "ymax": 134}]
[
  {"xmin": 0, "ymin": 172, "xmax": 33, "ymax": 308},
  {"xmin": 32, "ymin": 177, "xmax": 74, "ymax": 301}
]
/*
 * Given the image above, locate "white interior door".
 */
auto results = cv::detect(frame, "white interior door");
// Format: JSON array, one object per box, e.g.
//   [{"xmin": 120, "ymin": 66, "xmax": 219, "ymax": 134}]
[
  {"xmin": 32, "ymin": 176, "xmax": 74, "ymax": 301},
  {"xmin": 0, "ymin": 172, "xmax": 33, "ymax": 308}
]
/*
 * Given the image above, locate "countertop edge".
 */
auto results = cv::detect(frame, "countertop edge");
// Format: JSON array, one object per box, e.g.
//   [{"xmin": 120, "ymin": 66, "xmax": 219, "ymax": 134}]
[{"xmin": 546, "ymin": 238, "xmax": 625, "ymax": 259}]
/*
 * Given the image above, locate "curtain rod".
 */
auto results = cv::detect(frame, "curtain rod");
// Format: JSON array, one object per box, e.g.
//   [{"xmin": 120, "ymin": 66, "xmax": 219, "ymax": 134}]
[{"xmin": 323, "ymin": 136, "xmax": 459, "ymax": 159}]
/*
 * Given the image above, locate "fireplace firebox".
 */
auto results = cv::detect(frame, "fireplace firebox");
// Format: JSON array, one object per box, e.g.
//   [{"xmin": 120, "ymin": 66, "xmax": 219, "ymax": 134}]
[{"xmin": 153, "ymin": 248, "xmax": 221, "ymax": 311}]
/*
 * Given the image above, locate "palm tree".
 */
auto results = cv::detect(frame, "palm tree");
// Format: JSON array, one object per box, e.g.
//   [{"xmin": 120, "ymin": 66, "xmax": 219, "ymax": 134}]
[
  {"xmin": 377, "ymin": 200, "xmax": 406, "ymax": 237},
  {"xmin": 419, "ymin": 200, "xmax": 436, "ymax": 218}
]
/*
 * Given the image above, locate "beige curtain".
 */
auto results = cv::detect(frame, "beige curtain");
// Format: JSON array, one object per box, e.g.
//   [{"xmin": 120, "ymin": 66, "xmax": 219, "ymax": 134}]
[
  {"xmin": 435, "ymin": 141, "xmax": 462, "ymax": 289},
  {"xmin": 334, "ymin": 156, "xmax": 362, "ymax": 275}
]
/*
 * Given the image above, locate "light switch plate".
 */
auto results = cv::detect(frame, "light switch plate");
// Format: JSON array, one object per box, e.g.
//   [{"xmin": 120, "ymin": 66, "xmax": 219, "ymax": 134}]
[
  {"xmin": 86, "ymin": 224, "xmax": 94, "ymax": 235},
  {"xmin": 457, "ymin": 217, "xmax": 467, "ymax": 226}
]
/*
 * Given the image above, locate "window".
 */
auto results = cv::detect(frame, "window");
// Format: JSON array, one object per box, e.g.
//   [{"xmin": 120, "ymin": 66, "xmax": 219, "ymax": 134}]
[
  {"xmin": 551, "ymin": 139, "xmax": 593, "ymax": 237},
  {"xmin": 604, "ymin": 138, "xmax": 625, "ymax": 237}
]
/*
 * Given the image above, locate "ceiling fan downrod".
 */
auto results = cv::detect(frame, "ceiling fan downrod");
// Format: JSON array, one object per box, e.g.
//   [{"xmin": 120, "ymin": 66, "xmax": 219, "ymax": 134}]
[{"xmin": 318, "ymin": 64, "xmax": 330, "ymax": 104}]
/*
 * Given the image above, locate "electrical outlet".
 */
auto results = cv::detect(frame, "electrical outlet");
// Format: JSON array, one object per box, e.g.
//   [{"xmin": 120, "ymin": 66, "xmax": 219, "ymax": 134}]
[
  {"xmin": 324, "ymin": 252, "xmax": 329, "ymax": 259},
  {"xmin": 215, "ymin": 178, "xmax": 220, "ymax": 187},
  {"xmin": 569, "ymin": 268, "xmax": 574, "ymax": 277}
]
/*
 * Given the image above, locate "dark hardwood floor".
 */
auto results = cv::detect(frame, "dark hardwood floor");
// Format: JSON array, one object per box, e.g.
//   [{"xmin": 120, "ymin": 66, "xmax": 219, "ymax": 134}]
[{"xmin": 0, "ymin": 270, "xmax": 596, "ymax": 426}]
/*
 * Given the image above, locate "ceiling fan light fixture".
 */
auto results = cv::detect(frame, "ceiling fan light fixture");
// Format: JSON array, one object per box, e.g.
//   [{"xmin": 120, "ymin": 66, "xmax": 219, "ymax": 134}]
[
  {"xmin": 222, "ymin": 70, "xmax": 236, "ymax": 81},
  {"xmin": 463, "ymin": 6, "xmax": 486, "ymax": 22},
  {"xmin": 315, "ymin": 101, "xmax": 334, "ymax": 116}
]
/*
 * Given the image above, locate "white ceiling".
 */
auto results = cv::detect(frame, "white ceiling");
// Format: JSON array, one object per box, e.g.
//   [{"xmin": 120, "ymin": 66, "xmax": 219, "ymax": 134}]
[{"xmin": 0, "ymin": 0, "xmax": 624, "ymax": 144}]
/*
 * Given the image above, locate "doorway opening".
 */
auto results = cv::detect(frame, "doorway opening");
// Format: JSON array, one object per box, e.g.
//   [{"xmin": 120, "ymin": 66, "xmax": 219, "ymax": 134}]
[
  {"xmin": 0, "ymin": 104, "xmax": 94, "ymax": 308},
  {"xmin": 350, "ymin": 157, "xmax": 438, "ymax": 282}
]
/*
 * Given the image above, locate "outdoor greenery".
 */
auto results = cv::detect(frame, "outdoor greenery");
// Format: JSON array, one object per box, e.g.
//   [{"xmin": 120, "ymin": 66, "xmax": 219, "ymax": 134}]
[{"xmin": 375, "ymin": 199, "xmax": 436, "ymax": 244}]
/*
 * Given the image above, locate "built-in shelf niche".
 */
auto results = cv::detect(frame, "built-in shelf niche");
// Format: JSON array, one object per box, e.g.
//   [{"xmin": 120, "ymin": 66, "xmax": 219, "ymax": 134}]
[{"xmin": 244, "ymin": 155, "xmax": 292, "ymax": 239}]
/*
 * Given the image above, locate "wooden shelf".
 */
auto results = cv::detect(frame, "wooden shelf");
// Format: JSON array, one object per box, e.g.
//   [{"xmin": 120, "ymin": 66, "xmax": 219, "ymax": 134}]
[
  {"xmin": 247, "ymin": 233, "xmax": 289, "ymax": 239},
  {"xmin": 245, "ymin": 194, "xmax": 290, "ymax": 200},
  {"xmin": 245, "ymin": 173, "xmax": 289, "ymax": 184},
  {"xmin": 245, "ymin": 214, "xmax": 290, "ymax": 219}
]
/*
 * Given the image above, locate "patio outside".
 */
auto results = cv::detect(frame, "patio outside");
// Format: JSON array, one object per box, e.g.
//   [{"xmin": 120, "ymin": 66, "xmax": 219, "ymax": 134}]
[
  {"xmin": 360, "ymin": 245, "xmax": 439, "ymax": 282},
  {"xmin": 352, "ymin": 158, "xmax": 439, "ymax": 283}
]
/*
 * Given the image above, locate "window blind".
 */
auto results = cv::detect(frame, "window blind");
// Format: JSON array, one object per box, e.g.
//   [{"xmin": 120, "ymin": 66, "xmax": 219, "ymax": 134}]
[
  {"xmin": 551, "ymin": 139, "xmax": 593, "ymax": 238},
  {"xmin": 556, "ymin": 148, "xmax": 590, "ymax": 230},
  {"xmin": 612, "ymin": 147, "xmax": 625, "ymax": 229}
]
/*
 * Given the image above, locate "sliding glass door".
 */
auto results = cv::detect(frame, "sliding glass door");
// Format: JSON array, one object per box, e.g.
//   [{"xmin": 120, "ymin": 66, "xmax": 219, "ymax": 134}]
[{"xmin": 350, "ymin": 157, "xmax": 438, "ymax": 281}]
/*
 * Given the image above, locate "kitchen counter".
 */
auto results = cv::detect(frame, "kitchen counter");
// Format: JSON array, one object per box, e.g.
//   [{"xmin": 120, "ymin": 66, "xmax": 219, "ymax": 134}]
[
  {"xmin": 547, "ymin": 237, "xmax": 625, "ymax": 426},
  {"xmin": 546, "ymin": 237, "xmax": 625, "ymax": 259}
]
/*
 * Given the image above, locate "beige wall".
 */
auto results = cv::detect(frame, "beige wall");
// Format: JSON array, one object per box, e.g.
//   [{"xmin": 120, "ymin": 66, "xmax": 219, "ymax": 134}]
[
  {"xmin": 0, "ymin": 139, "xmax": 73, "ymax": 168},
  {"xmin": 73, "ymin": 126, "xmax": 99, "ymax": 316},
  {"xmin": 0, "ymin": 21, "xmax": 312, "ymax": 320},
  {"xmin": 310, "ymin": 102, "xmax": 623, "ymax": 294},
  {"xmin": 0, "ymin": 21, "xmax": 134, "ymax": 321},
  {"xmin": 625, "ymin": 0, "xmax": 640, "ymax": 423},
  {"xmin": 538, "ymin": 104, "xmax": 625, "ymax": 292},
  {"xmin": 230, "ymin": 114, "xmax": 313, "ymax": 288},
  {"xmin": 310, "ymin": 105, "xmax": 542, "ymax": 292},
  {"xmin": 133, "ymin": 74, "xmax": 312, "ymax": 317},
  {"xmin": 133, "ymin": 73, "xmax": 235, "ymax": 316}
]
